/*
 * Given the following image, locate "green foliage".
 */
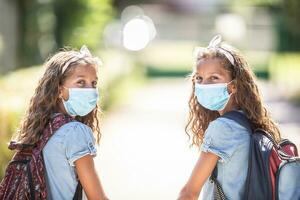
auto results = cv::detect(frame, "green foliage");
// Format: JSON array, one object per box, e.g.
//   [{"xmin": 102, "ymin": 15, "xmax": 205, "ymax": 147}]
[
  {"xmin": 230, "ymin": 0, "xmax": 300, "ymax": 51},
  {"xmin": 275, "ymin": 0, "xmax": 300, "ymax": 52},
  {"xmin": 53, "ymin": 0, "xmax": 114, "ymax": 50},
  {"xmin": 269, "ymin": 53, "xmax": 300, "ymax": 98},
  {"xmin": 0, "ymin": 111, "xmax": 23, "ymax": 179},
  {"xmin": 270, "ymin": 53, "xmax": 300, "ymax": 106},
  {"xmin": 230, "ymin": 0, "xmax": 282, "ymax": 6},
  {"xmin": 18, "ymin": 0, "xmax": 114, "ymax": 67},
  {"xmin": 0, "ymin": 66, "xmax": 44, "ymax": 178}
]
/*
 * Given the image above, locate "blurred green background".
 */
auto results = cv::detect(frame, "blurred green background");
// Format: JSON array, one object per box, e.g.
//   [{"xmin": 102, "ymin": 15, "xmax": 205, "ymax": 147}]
[{"xmin": 0, "ymin": 0, "xmax": 300, "ymax": 185}]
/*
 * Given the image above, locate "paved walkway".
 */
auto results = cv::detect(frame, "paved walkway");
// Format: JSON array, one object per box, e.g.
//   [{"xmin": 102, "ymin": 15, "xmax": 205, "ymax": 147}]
[{"xmin": 94, "ymin": 78, "xmax": 300, "ymax": 200}]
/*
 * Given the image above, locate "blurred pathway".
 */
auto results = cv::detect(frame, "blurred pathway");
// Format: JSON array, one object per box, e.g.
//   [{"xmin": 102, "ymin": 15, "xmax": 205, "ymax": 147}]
[{"xmin": 95, "ymin": 79, "xmax": 300, "ymax": 200}]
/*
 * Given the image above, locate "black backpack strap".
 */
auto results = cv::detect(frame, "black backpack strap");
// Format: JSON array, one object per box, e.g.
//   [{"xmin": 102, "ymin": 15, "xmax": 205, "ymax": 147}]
[
  {"xmin": 73, "ymin": 182, "xmax": 83, "ymax": 200},
  {"xmin": 210, "ymin": 164, "xmax": 218, "ymax": 181}
]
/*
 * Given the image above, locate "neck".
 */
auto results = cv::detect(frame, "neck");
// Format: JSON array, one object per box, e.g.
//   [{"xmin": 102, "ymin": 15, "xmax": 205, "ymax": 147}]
[{"xmin": 57, "ymin": 101, "xmax": 68, "ymax": 115}]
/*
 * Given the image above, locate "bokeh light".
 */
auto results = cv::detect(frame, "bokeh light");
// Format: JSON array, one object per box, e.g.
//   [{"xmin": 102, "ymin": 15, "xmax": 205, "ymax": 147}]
[
  {"xmin": 122, "ymin": 17, "xmax": 156, "ymax": 51},
  {"xmin": 215, "ymin": 13, "xmax": 246, "ymax": 41}
]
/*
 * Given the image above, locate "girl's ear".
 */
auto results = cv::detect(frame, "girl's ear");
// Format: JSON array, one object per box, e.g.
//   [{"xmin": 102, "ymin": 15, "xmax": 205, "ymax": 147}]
[
  {"xmin": 229, "ymin": 80, "xmax": 237, "ymax": 94},
  {"xmin": 58, "ymin": 86, "xmax": 69, "ymax": 101},
  {"xmin": 58, "ymin": 86, "xmax": 64, "ymax": 99}
]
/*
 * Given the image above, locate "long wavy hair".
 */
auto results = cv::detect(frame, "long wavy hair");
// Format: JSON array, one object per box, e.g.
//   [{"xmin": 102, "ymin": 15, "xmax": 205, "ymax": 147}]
[
  {"xmin": 15, "ymin": 48, "xmax": 102, "ymax": 145},
  {"xmin": 186, "ymin": 44, "xmax": 281, "ymax": 147}
]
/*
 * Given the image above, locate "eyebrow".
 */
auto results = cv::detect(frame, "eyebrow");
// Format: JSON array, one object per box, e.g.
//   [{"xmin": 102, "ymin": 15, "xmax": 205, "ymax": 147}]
[
  {"xmin": 76, "ymin": 75, "xmax": 98, "ymax": 80},
  {"xmin": 209, "ymin": 72, "xmax": 222, "ymax": 76},
  {"xmin": 195, "ymin": 72, "xmax": 222, "ymax": 76}
]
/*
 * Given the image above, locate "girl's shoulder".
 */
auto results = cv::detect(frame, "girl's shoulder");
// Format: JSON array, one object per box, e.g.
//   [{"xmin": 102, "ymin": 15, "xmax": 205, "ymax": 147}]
[
  {"xmin": 61, "ymin": 121, "xmax": 91, "ymax": 131},
  {"xmin": 55, "ymin": 120, "xmax": 94, "ymax": 140},
  {"xmin": 56, "ymin": 121, "xmax": 97, "ymax": 167},
  {"xmin": 202, "ymin": 110, "xmax": 250, "ymax": 162},
  {"xmin": 209, "ymin": 110, "xmax": 249, "ymax": 134},
  {"xmin": 50, "ymin": 113, "xmax": 92, "ymax": 134},
  {"xmin": 204, "ymin": 110, "xmax": 251, "ymax": 144}
]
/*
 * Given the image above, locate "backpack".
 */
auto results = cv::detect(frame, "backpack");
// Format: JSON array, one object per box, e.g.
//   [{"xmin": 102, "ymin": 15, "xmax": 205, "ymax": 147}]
[
  {"xmin": 220, "ymin": 110, "xmax": 300, "ymax": 200},
  {"xmin": 0, "ymin": 113, "xmax": 82, "ymax": 200}
]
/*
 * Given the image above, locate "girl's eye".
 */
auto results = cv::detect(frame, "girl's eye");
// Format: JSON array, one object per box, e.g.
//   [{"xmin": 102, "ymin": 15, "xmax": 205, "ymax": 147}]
[
  {"xmin": 195, "ymin": 76, "xmax": 202, "ymax": 82},
  {"xmin": 210, "ymin": 76, "xmax": 218, "ymax": 81},
  {"xmin": 92, "ymin": 81, "xmax": 98, "ymax": 88},
  {"xmin": 77, "ymin": 80, "xmax": 85, "ymax": 86}
]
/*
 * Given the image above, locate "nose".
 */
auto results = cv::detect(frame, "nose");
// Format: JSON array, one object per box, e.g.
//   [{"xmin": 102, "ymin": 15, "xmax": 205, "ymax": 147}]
[
  {"xmin": 202, "ymin": 79, "xmax": 211, "ymax": 84},
  {"xmin": 85, "ymin": 82, "xmax": 95, "ymax": 88}
]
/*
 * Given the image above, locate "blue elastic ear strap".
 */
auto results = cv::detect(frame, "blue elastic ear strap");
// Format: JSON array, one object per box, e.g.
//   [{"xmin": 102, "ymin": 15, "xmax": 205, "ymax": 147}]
[{"xmin": 220, "ymin": 110, "xmax": 252, "ymax": 132}]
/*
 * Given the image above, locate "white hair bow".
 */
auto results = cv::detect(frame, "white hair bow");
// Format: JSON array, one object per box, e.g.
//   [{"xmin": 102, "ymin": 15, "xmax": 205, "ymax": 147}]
[
  {"xmin": 62, "ymin": 45, "xmax": 102, "ymax": 74},
  {"xmin": 79, "ymin": 45, "xmax": 92, "ymax": 57},
  {"xmin": 194, "ymin": 35, "xmax": 235, "ymax": 66}
]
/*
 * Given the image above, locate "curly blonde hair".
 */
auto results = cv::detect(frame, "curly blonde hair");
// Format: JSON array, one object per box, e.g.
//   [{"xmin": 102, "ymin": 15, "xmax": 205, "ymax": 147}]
[
  {"xmin": 186, "ymin": 44, "xmax": 281, "ymax": 147},
  {"xmin": 15, "ymin": 48, "xmax": 102, "ymax": 145}
]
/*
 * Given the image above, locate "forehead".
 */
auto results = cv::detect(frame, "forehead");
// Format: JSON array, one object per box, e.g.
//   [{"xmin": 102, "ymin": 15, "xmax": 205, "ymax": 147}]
[
  {"xmin": 195, "ymin": 58, "xmax": 228, "ymax": 76},
  {"xmin": 67, "ymin": 63, "xmax": 98, "ymax": 78}
]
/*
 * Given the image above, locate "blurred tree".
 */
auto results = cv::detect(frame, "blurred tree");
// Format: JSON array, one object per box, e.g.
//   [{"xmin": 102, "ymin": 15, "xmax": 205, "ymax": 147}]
[
  {"xmin": 53, "ymin": 0, "xmax": 114, "ymax": 50},
  {"xmin": 276, "ymin": 0, "xmax": 300, "ymax": 51},
  {"xmin": 234, "ymin": 0, "xmax": 300, "ymax": 51},
  {"xmin": 17, "ymin": 0, "xmax": 114, "ymax": 68},
  {"xmin": 18, "ymin": 0, "xmax": 44, "ymax": 67},
  {"xmin": 113, "ymin": 0, "xmax": 150, "ymax": 9}
]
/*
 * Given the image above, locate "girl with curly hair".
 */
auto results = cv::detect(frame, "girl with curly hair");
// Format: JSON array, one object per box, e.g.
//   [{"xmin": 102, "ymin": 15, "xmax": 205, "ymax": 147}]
[
  {"xmin": 178, "ymin": 35, "xmax": 281, "ymax": 200},
  {"xmin": 15, "ymin": 46, "xmax": 108, "ymax": 199}
]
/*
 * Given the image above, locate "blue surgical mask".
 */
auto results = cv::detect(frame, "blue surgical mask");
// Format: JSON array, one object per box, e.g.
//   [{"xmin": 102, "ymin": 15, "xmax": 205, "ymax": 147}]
[
  {"xmin": 62, "ymin": 87, "xmax": 99, "ymax": 117},
  {"xmin": 195, "ymin": 82, "xmax": 232, "ymax": 111}
]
